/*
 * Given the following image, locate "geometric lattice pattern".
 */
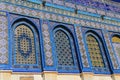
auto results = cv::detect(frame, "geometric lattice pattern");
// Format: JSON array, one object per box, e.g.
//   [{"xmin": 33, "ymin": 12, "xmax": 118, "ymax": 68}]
[
  {"xmin": 0, "ymin": 16, "xmax": 8, "ymax": 64},
  {"xmin": 54, "ymin": 30, "xmax": 74, "ymax": 66},
  {"xmin": 86, "ymin": 35, "xmax": 104, "ymax": 67},
  {"xmin": 14, "ymin": 25, "xmax": 36, "ymax": 64}
]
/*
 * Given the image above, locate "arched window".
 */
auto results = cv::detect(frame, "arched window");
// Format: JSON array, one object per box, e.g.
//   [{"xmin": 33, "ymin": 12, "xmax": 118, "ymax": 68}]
[
  {"xmin": 14, "ymin": 24, "xmax": 36, "ymax": 64},
  {"xmin": 112, "ymin": 35, "xmax": 120, "ymax": 64},
  {"xmin": 53, "ymin": 26, "xmax": 79, "ymax": 72},
  {"xmin": 12, "ymin": 21, "xmax": 41, "ymax": 71},
  {"xmin": 84, "ymin": 30, "xmax": 111, "ymax": 74},
  {"xmin": 54, "ymin": 30, "xmax": 74, "ymax": 66},
  {"xmin": 86, "ymin": 34, "xmax": 105, "ymax": 67}
]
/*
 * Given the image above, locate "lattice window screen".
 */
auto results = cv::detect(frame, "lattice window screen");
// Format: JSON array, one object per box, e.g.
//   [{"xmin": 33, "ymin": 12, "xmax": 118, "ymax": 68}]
[
  {"xmin": 14, "ymin": 25, "xmax": 36, "ymax": 64},
  {"xmin": 54, "ymin": 30, "xmax": 74, "ymax": 66},
  {"xmin": 86, "ymin": 35, "xmax": 104, "ymax": 67}
]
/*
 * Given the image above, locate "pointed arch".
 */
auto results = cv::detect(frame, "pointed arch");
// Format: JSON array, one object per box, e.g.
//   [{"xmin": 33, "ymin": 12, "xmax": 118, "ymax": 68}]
[
  {"xmin": 12, "ymin": 19, "xmax": 42, "ymax": 71},
  {"xmin": 83, "ymin": 29, "xmax": 111, "ymax": 74},
  {"xmin": 53, "ymin": 25, "xmax": 79, "ymax": 72},
  {"xmin": 84, "ymin": 30, "xmax": 110, "ymax": 72},
  {"xmin": 54, "ymin": 29, "xmax": 74, "ymax": 66},
  {"xmin": 86, "ymin": 33, "xmax": 105, "ymax": 67}
]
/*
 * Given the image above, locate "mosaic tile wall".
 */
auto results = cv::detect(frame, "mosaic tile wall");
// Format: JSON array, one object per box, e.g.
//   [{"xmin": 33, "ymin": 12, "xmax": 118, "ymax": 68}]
[
  {"xmin": 0, "ymin": 0, "xmax": 120, "ymax": 73},
  {"xmin": 0, "ymin": 2, "xmax": 120, "ymax": 32},
  {"xmin": 42, "ymin": 20, "xmax": 53, "ymax": 66},
  {"xmin": 75, "ymin": 27, "xmax": 89, "ymax": 68},
  {"xmin": 103, "ymin": 31, "xmax": 119, "ymax": 69},
  {"xmin": 0, "ymin": 15, "xmax": 8, "ymax": 64},
  {"xmin": 2, "ymin": 0, "xmax": 120, "ymax": 19},
  {"xmin": 14, "ymin": 0, "xmax": 120, "ymax": 14}
]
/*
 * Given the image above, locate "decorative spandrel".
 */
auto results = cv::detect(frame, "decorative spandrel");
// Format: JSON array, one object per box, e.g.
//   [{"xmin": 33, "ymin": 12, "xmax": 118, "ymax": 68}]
[
  {"xmin": 86, "ymin": 35, "xmax": 105, "ymax": 67},
  {"xmin": 14, "ymin": 25, "xmax": 36, "ymax": 64},
  {"xmin": 54, "ymin": 30, "xmax": 74, "ymax": 66}
]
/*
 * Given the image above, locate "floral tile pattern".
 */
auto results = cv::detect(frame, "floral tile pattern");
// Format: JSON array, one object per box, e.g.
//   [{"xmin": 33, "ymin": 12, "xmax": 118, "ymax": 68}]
[{"xmin": 42, "ymin": 20, "xmax": 53, "ymax": 66}]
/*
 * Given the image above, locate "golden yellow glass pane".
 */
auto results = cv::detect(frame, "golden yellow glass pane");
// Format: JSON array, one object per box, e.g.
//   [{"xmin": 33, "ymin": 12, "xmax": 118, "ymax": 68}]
[
  {"xmin": 86, "ymin": 35, "xmax": 104, "ymax": 67},
  {"xmin": 112, "ymin": 36, "xmax": 120, "ymax": 43}
]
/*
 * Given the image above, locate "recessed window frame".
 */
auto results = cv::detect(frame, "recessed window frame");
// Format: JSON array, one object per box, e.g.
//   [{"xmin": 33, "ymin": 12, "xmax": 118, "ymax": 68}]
[
  {"xmin": 11, "ymin": 20, "xmax": 42, "ymax": 72},
  {"xmin": 52, "ymin": 25, "xmax": 80, "ymax": 73},
  {"xmin": 83, "ymin": 30, "xmax": 111, "ymax": 74},
  {"xmin": 85, "ymin": 32, "xmax": 105, "ymax": 68}
]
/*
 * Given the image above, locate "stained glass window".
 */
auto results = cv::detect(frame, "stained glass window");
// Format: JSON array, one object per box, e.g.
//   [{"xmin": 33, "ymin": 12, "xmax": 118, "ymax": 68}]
[
  {"xmin": 54, "ymin": 30, "xmax": 74, "ymax": 66},
  {"xmin": 86, "ymin": 35, "xmax": 104, "ymax": 67},
  {"xmin": 112, "ymin": 36, "xmax": 120, "ymax": 64},
  {"xmin": 14, "ymin": 24, "xmax": 36, "ymax": 64}
]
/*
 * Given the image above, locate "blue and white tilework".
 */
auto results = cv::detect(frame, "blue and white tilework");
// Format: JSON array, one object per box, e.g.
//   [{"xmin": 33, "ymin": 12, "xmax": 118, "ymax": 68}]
[
  {"xmin": 0, "ymin": 15, "xmax": 8, "ymax": 64},
  {"xmin": 113, "ymin": 43, "xmax": 120, "ymax": 65},
  {"xmin": 42, "ymin": 21, "xmax": 53, "ymax": 66},
  {"xmin": 103, "ymin": 31, "xmax": 119, "ymax": 69},
  {"xmin": 0, "ymin": 2, "xmax": 120, "ymax": 28},
  {"xmin": 75, "ymin": 27, "xmax": 89, "ymax": 67}
]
